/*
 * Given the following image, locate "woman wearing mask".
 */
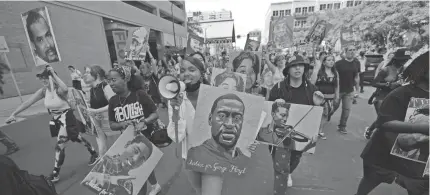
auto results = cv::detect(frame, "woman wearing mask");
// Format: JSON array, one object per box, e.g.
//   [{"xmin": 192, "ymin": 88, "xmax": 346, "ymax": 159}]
[
  {"xmin": 311, "ymin": 55, "xmax": 340, "ymax": 140},
  {"xmin": 190, "ymin": 52, "xmax": 209, "ymax": 81},
  {"xmin": 5, "ymin": 65, "xmax": 99, "ymax": 182},
  {"xmin": 168, "ymin": 57, "xmax": 258, "ymax": 195},
  {"xmin": 356, "ymin": 50, "xmax": 429, "ymax": 195},
  {"xmin": 364, "ymin": 48, "xmax": 411, "ymax": 139},
  {"xmin": 83, "ymin": 65, "xmax": 116, "ymax": 156},
  {"xmin": 107, "ymin": 66, "xmax": 161, "ymax": 195},
  {"xmin": 268, "ymin": 55, "xmax": 323, "ymax": 193}
]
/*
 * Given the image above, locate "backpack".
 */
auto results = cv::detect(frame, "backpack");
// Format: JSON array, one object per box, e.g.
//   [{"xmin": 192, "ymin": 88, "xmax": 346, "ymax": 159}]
[{"xmin": 0, "ymin": 155, "xmax": 57, "ymax": 195}]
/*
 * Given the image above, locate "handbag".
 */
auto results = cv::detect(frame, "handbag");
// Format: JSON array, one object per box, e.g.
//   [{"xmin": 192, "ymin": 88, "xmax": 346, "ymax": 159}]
[{"xmin": 150, "ymin": 119, "xmax": 172, "ymax": 148}]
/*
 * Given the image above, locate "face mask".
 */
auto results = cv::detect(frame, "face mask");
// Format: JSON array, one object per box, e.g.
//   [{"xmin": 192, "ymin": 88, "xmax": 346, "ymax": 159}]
[{"xmin": 185, "ymin": 80, "xmax": 201, "ymax": 92}]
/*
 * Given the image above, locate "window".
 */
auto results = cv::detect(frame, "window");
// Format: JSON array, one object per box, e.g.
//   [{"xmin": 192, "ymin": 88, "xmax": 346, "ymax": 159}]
[
  {"xmin": 320, "ymin": 4, "xmax": 326, "ymax": 10},
  {"xmin": 355, "ymin": 1, "xmax": 362, "ymax": 6},
  {"xmin": 295, "ymin": 7, "xmax": 301, "ymax": 13},
  {"xmin": 294, "ymin": 20, "xmax": 300, "ymax": 27},
  {"xmin": 347, "ymin": 1, "xmax": 353, "ymax": 7},
  {"xmin": 300, "ymin": 20, "xmax": 306, "ymax": 27},
  {"xmin": 273, "ymin": 10, "xmax": 279, "ymax": 16},
  {"xmin": 280, "ymin": 10, "xmax": 284, "ymax": 16},
  {"xmin": 334, "ymin": 3, "xmax": 341, "ymax": 9},
  {"xmin": 309, "ymin": 6, "xmax": 314, "ymax": 12},
  {"xmin": 187, "ymin": 17, "xmax": 193, "ymax": 22},
  {"xmin": 286, "ymin": 9, "xmax": 291, "ymax": 15},
  {"xmin": 327, "ymin": 4, "xmax": 333, "ymax": 10},
  {"xmin": 302, "ymin": 7, "xmax": 307, "ymax": 14}
]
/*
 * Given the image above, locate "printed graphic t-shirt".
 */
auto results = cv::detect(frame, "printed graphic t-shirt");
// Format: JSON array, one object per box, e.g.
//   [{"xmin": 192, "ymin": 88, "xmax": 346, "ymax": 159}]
[{"xmin": 108, "ymin": 90, "xmax": 157, "ymax": 128}]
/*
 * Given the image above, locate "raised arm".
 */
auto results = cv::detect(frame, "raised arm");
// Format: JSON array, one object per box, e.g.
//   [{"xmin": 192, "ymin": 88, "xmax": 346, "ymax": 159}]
[{"xmin": 10, "ymin": 88, "xmax": 45, "ymax": 117}]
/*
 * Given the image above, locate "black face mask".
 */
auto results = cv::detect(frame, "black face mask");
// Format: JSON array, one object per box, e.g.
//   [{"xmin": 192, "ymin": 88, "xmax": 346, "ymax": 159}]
[{"xmin": 185, "ymin": 80, "xmax": 201, "ymax": 92}]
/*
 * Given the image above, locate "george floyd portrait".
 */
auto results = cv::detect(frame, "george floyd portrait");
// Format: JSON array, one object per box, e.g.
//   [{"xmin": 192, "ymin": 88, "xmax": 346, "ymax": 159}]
[
  {"xmin": 21, "ymin": 7, "xmax": 61, "ymax": 66},
  {"xmin": 256, "ymin": 101, "xmax": 323, "ymax": 154},
  {"xmin": 211, "ymin": 67, "xmax": 247, "ymax": 92},
  {"xmin": 81, "ymin": 125, "xmax": 163, "ymax": 195},
  {"xmin": 390, "ymin": 98, "xmax": 429, "ymax": 163},
  {"xmin": 186, "ymin": 85, "xmax": 264, "ymax": 177},
  {"xmin": 125, "ymin": 27, "xmax": 150, "ymax": 61}
]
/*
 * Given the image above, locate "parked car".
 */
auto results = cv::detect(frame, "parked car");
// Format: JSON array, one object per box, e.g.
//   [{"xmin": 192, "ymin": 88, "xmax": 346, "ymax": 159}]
[{"xmin": 362, "ymin": 54, "xmax": 384, "ymax": 84}]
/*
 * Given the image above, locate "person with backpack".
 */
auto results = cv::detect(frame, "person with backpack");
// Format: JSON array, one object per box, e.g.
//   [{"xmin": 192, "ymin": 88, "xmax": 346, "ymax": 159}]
[
  {"xmin": 5, "ymin": 65, "xmax": 99, "ymax": 183},
  {"xmin": 268, "ymin": 55, "xmax": 323, "ymax": 193}
]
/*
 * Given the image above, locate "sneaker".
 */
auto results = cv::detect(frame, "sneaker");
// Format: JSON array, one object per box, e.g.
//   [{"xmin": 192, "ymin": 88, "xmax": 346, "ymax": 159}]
[
  {"xmin": 364, "ymin": 127, "xmax": 372, "ymax": 139},
  {"xmin": 88, "ymin": 154, "xmax": 99, "ymax": 166},
  {"xmin": 338, "ymin": 127, "xmax": 347, "ymax": 134},
  {"xmin": 149, "ymin": 183, "xmax": 162, "ymax": 195},
  {"xmin": 318, "ymin": 133, "xmax": 327, "ymax": 140},
  {"xmin": 287, "ymin": 174, "xmax": 293, "ymax": 187},
  {"xmin": 4, "ymin": 146, "xmax": 19, "ymax": 156},
  {"xmin": 48, "ymin": 171, "xmax": 60, "ymax": 183}
]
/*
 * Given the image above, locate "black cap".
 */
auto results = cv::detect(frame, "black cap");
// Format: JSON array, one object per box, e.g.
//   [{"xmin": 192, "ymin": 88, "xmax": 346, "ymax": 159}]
[{"xmin": 283, "ymin": 55, "xmax": 310, "ymax": 77}]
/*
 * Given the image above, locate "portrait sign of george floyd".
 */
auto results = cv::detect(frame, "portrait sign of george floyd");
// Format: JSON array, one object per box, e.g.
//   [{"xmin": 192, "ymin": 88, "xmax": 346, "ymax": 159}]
[{"xmin": 186, "ymin": 85, "xmax": 265, "ymax": 177}]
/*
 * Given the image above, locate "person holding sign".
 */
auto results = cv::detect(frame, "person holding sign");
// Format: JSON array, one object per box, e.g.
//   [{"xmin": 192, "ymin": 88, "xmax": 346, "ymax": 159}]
[
  {"xmin": 107, "ymin": 66, "xmax": 161, "ymax": 195},
  {"xmin": 5, "ymin": 65, "xmax": 99, "ymax": 183}
]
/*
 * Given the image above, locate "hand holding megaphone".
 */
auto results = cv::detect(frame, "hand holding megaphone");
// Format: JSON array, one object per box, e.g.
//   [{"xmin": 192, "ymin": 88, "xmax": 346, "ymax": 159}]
[{"xmin": 158, "ymin": 75, "xmax": 186, "ymax": 100}]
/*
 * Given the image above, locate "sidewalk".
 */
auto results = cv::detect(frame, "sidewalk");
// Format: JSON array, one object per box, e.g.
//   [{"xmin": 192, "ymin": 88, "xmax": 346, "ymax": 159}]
[{"xmin": 0, "ymin": 94, "xmax": 47, "ymax": 127}]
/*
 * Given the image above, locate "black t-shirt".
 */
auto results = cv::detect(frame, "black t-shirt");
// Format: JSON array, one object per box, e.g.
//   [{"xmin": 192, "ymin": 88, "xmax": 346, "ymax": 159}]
[
  {"xmin": 108, "ymin": 90, "xmax": 157, "ymax": 130},
  {"xmin": 268, "ymin": 80, "xmax": 316, "ymax": 105},
  {"xmin": 335, "ymin": 59, "xmax": 359, "ymax": 93},
  {"xmin": 361, "ymin": 84, "xmax": 429, "ymax": 178},
  {"xmin": 90, "ymin": 81, "xmax": 109, "ymax": 109}
]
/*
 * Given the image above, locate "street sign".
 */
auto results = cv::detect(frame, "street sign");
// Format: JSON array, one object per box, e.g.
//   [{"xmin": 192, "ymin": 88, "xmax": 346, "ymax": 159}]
[{"xmin": 0, "ymin": 36, "xmax": 9, "ymax": 53}]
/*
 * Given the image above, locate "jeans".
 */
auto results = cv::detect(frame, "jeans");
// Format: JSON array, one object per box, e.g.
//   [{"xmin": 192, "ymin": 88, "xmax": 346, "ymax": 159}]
[{"xmin": 338, "ymin": 92, "xmax": 354, "ymax": 129}]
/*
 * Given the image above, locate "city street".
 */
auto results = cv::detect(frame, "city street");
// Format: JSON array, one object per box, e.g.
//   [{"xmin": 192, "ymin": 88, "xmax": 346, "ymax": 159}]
[{"xmin": 0, "ymin": 89, "xmax": 408, "ymax": 195}]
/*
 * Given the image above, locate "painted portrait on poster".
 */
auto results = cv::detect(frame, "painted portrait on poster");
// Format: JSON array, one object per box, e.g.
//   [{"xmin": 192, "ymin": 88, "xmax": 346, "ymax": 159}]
[
  {"xmin": 186, "ymin": 85, "xmax": 264, "ymax": 177},
  {"xmin": 390, "ymin": 98, "xmax": 429, "ymax": 164},
  {"xmin": 125, "ymin": 27, "xmax": 150, "ymax": 61},
  {"xmin": 229, "ymin": 51, "xmax": 262, "ymax": 92},
  {"xmin": 81, "ymin": 125, "xmax": 163, "ymax": 195},
  {"xmin": 21, "ymin": 7, "xmax": 61, "ymax": 66},
  {"xmin": 210, "ymin": 68, "xmax": 247, "ymax": 92},
  {"xmin": 256, "ymin": 101, "xmax": 323, "ymax": 154}
]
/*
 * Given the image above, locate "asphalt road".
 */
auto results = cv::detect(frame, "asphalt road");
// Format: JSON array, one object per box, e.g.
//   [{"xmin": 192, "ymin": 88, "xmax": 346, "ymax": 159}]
[{"xmin": 0, "ymin": 97, "xmax": 408, "ymax": 195}]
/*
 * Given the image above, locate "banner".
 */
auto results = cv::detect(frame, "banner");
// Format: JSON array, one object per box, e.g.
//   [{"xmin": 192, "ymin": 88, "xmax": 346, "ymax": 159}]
[
  {"xmin": 186, "ymin": 85, "xmax": 264, "ymax": 176},
  {"xmin": 125, "ymin": 26, "xmax": 151, "ymax": 61},
  {"xmin": 82, "ymin": 124, "xmax": 163, "ymax": 195},
  {"xmin": 245, "ymin": 31, "xmax": 261, "ymax": 51},
  {"xmin": 186, "ymin": 30, "xmax": 204, "ymax": 55},
  {"xmin": 256, "ymin": 101, "xmax": 322, "ymax": 154},
  {"xmin": 305, "ymin": 20, "xmax": 330, "ymax": 45},
  {"xmin": 112, "ymin": 30, "xmax": 128, "ymax": 66},
  {"xmin": 21, "ymin": 7, "xmax": 61, "ymax": 66},
  {"xmin": 269, "ymin": 16, "xmax": 294, "ymax": 49}
]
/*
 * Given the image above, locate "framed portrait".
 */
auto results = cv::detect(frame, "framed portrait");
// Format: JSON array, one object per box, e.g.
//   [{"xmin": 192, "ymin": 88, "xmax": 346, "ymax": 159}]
[
  {"xmin": 256, "ymin": 101, "xmax": 323, "ymax": 154},
  {"xmin": 21, "ymin": 7, "xmax": 61, "ymax": 66},
  {"xmin": 210, "ymin": 68, "xmax": 247, "ymax": 92},
  {"xmin": 186, "ymin": 85, "xmax": 265, "ymax": 177},
  {"xmin": 390, "ymin": 98, "xmax": 429, "ymax": 164},
  {"xmin": 81, "ymin": 125, "xmax": 163, "ymax": 195}
]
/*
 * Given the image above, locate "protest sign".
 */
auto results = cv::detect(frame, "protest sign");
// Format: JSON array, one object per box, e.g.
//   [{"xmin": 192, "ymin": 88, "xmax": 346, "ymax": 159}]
[
  {"xmin": 125, "ymin": 27, "xmax": 151, "ymax": 61},
  {"xmin": 210, "ymin": 67, "xmax": 247, "ymax": 92},
  {"xmin": 186, "ymin": 85, "xmax": 264, "ymax": 177},
  {"xmin": 112, "ymin": 31, "xmax": 128, "ymax": 66},
  {"xmin": 269, "ymin": 16, "xmax": 294, "ymax": 49},
  {"xmin": 186, "ymin": 30, "xmax": 204, "ymax": 54},
  {"xmin": 229, "ymin": 51, "xmax": 262, "ymax": 92},
  {"xmin": 21, "ymin": 7, "xmax": 61, "ymax": 66}
]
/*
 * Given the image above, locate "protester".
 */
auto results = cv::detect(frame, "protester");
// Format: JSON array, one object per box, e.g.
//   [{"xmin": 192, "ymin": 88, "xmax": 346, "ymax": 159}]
[
  {"xmin": 358, "ymin": 51, "xmax": 366, "ymax": 93},
  {"xmin": 107, "ymin": 65, "xmax": 161, "ymax": 195},
  {"xmin": 356, "ymin": 50, "xmax": 429, "ymax": 195},
  {"xmin": 375, "ymin": 51, "xmax": 395, "ymax": 77},
  {"xmin": 332, "ymin": 45, "xmax": 360, "ymax": 134},
  {"xmin": 68, "ymin": 65, "xmax": 83, "ymax": 91},
  {"xmin": 83, "ymin": 65, "xmax": 116, "ymax": 156},
  {"xmin": 364, "ymin": 48, "xmax": 411, "ymax": 139},
  {"xmin": 311, "ymin": 54, "xmax": 340, "ymax": 139},
  {"xmin": 268, "ymin": 55, "xmax": 321, "ymax": 193},
  {"xmin": 6, "ymin": 65, "xmax": 99, "ymax": 182},
  {"xmin": 263, "ymin": 53, "xmax": 285, "ymax": 89}
]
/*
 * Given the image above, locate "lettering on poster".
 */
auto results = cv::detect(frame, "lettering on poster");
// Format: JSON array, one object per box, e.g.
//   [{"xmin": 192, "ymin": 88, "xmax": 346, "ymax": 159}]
[
  {"xmin": 85, "ymin": 181, "xmax": 113, "ymax": 195},
  {"xmin": 187, "ymin": 159, "xmax": 246, "ymax": 176}
]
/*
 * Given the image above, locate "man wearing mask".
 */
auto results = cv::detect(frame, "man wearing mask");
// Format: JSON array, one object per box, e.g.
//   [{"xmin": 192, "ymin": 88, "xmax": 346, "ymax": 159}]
[{"xmin": 334, "ymin": 45, "xmax": 360, "ymax": 134}]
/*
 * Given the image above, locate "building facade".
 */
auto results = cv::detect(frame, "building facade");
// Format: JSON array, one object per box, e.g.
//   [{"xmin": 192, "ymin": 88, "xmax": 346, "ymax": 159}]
[
  {"xmin": 262, "ymin": 0, "xmax": 363, "ymax": 45},
  {"xmin": 187, "ymin": 10, "xmax": 235, "ymax": 55},
  {"xmin": 0, "ymin": 1, "xmax": 187, "ymax": 99}
]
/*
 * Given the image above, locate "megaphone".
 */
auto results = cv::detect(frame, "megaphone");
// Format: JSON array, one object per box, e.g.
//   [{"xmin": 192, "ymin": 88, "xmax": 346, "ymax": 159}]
[{"xmin": 158, "ymin": 75, "xmax": 186, "ymax": 99}]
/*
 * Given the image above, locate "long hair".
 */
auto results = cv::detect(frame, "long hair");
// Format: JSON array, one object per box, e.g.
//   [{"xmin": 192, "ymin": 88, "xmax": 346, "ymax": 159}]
[
  {"xmin": 403, "ymin": 51, "xmax": 429, "ymax": 84},
  {"xmin": 318, "ymin": 55, "xmax": 338, "ymax": 82},
  {"xmin": 87, "ymin": 65, "xmax": 107, "ymax": 81}
]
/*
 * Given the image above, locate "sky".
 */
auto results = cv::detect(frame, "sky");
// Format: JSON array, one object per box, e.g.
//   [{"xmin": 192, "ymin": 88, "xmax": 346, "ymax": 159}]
[{"xmin": 185, "ymin": 0, "xmax": 282, "ymax": 49}]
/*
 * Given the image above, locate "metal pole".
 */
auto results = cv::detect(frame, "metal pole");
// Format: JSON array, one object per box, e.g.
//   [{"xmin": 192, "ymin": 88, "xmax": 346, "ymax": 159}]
[
  {"xmin": 171, "ymin": 4, "xmax": 177, "ymax": 48},
  {"xmin": 1, "ymin": 52, "xmax": 23, "ymax": 103}
]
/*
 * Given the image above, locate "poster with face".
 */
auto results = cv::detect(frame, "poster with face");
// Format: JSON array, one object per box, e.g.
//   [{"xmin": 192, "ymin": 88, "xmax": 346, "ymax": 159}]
[
  {"xmin": 269, "ymin": 16, "xmax": 294, "ymax": 49},
  {"xmin": 424, "ymin": 157, "xmax": 429, "ymax": 177},
  {"xmin": 82, "ymin": 125, "xmax": 163, "ymax": 195},
  {"xmin": 305, "ymin": 20, "xmax": 330, "ymax": 45},
  {"xmin": 21, "ymin": 7, "xmax": 61, "ymax": 66},
  {"xmin": 68, "ymin": 88, "xmax": 95, "ymax": 135},
  {"xmin": 187, "ymin": 31, "xmax": 204, "ymax": 55},
  {"xmin": 211, "ymin": 68, "xmax": 247, "ymax": 92},
  {"xmin": 256, "ymin": 101, "xmax": 323, "ymax": 154},
  {"xmin": 125, "ymin": 27, "xmax": 150, "ymax": 61},
  {"xmin": 186, "ymin": 85, "xmax": 264, "ymax": 176},
  {"xmin": 390, "ymin": 98, "xmax": 429, "ymax": 164},
  {"xmin": 229, "ymin": 51, "xmax": 262, "ymax": 92}
]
